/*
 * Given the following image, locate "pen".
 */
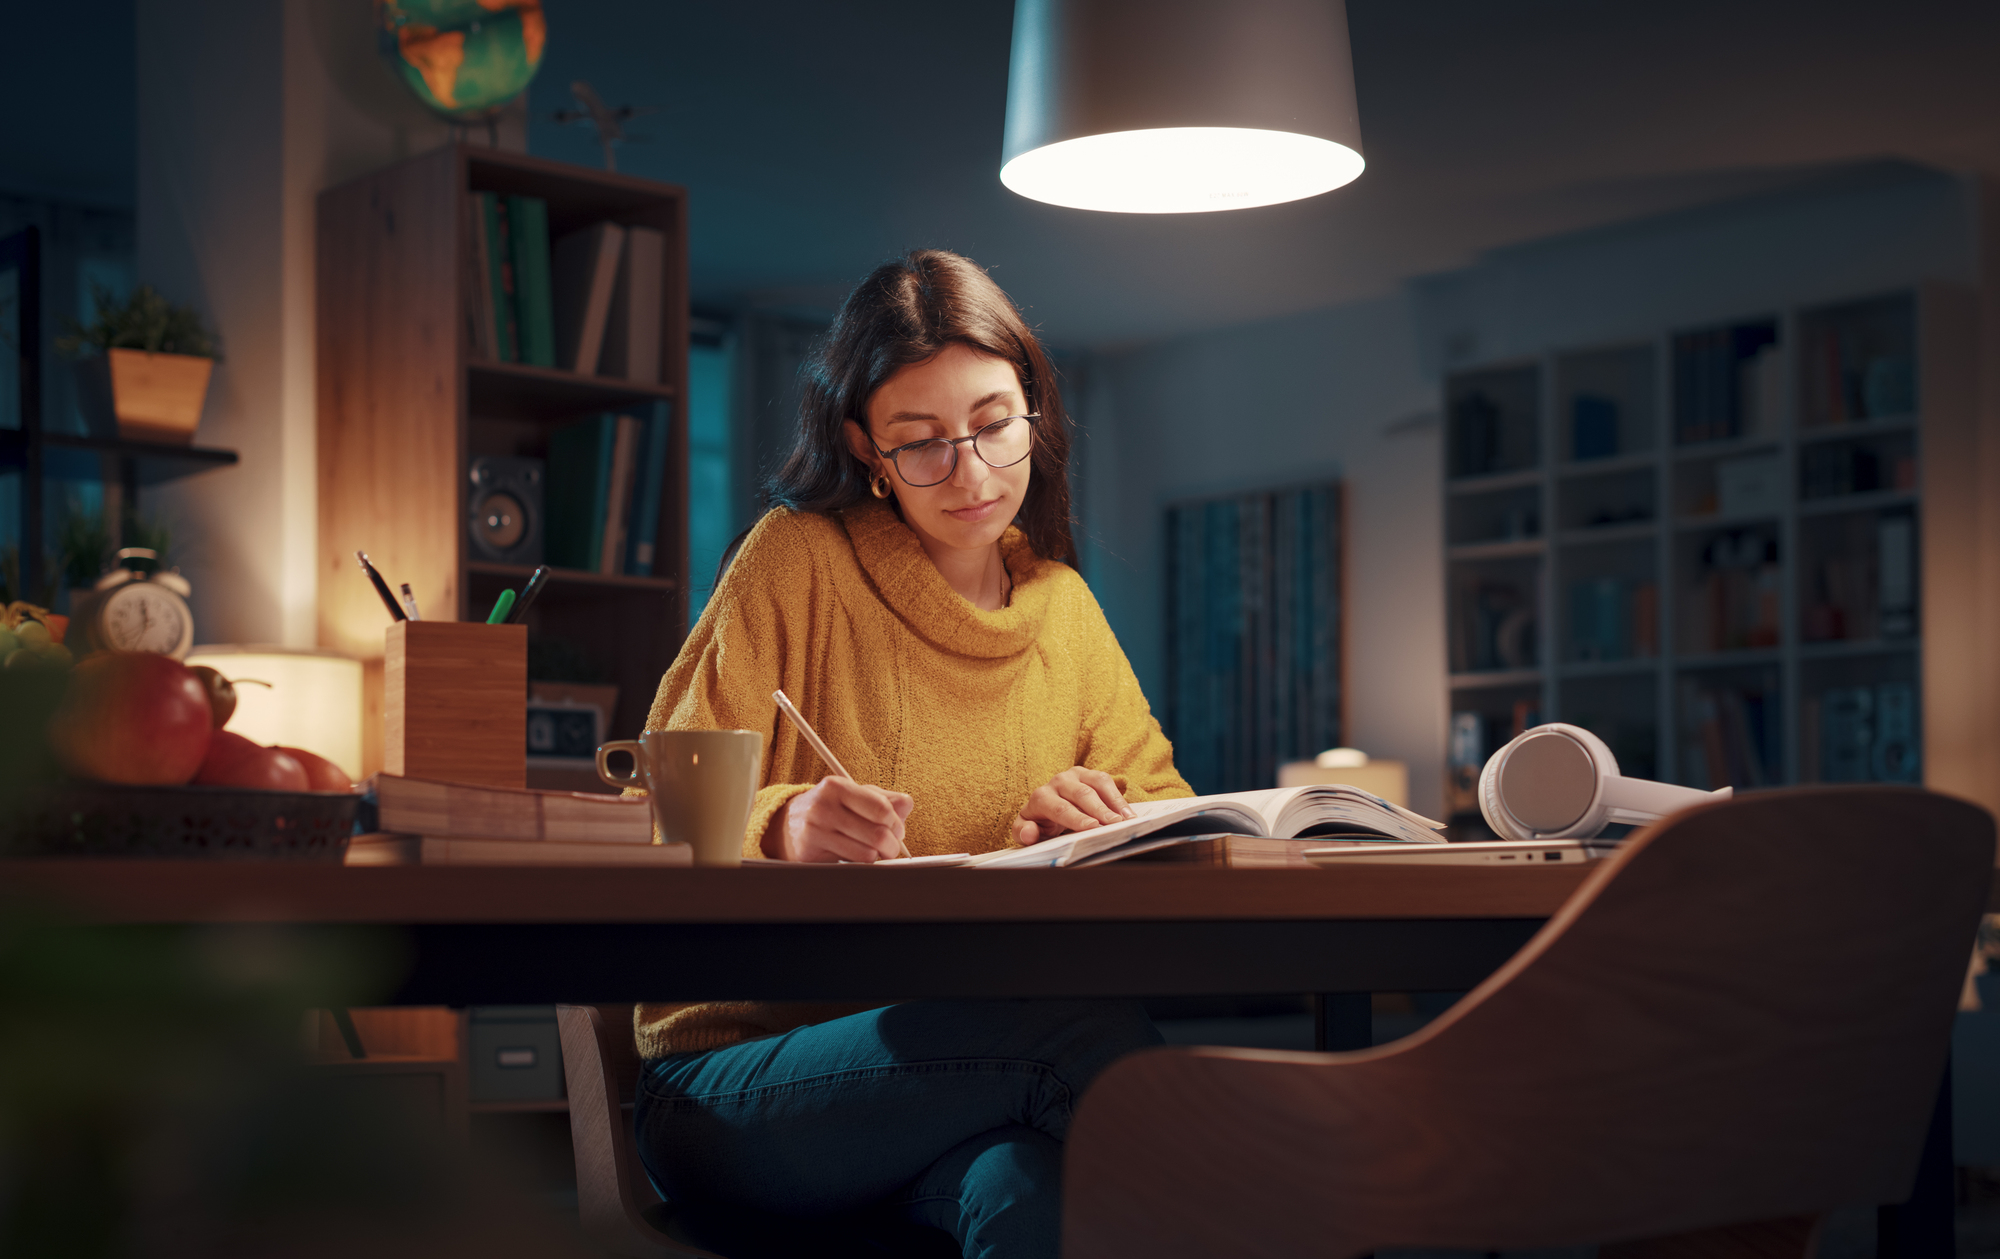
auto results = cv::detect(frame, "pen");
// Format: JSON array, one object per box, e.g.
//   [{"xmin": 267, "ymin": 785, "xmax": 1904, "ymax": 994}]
[
  {"xmin": 506, "ymin": 565, "xmax": 551, "ymax": 624},
  {"xmin": 485, "ymin": 588, "xmax": 517, "ymax": 624},
  {"xmin": 399, "ymin": 583, "xmax": 422, "ymax": 621},
  {"xmin": 773, "ymin": 689, "xmax": 912, "ymax": 859},
  {"xmin": 356, "ymin": 552, "xmax": 407, "ymax": 622}
]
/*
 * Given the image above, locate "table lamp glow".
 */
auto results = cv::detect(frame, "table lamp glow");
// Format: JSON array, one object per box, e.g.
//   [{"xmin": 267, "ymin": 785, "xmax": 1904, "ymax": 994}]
[{"xmin": 184, "ymin": 646, "xmax": 364, "ymax": 781}]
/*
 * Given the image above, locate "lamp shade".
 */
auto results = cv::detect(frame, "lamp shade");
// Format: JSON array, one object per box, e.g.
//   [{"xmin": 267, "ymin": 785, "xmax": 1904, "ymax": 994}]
[
  {"xmin": 184, "ymin": 646, "xmax": 365, "ymax": 780},
  {"xmin": 1001, "ymin": 0, "xmax": 1364, "ymax": 213}
]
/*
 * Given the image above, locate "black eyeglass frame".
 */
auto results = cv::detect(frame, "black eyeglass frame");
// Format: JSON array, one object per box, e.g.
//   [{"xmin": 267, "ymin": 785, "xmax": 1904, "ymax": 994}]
[{"xmin": 867, "ymin": 413, "xmax": 1041, "ymax": 488}]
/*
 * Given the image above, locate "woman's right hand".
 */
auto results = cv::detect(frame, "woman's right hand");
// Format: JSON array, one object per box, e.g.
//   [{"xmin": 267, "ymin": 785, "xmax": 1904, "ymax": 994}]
[{"xmin": 764, "ymin": 776, "xmax": 914, "ymax": 862}]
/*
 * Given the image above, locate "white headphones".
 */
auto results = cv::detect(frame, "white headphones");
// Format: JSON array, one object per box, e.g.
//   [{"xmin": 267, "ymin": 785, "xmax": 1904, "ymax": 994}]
[{"xmin": 1479, "ymin": 722, "xmax": 1731, "ymax": 841}]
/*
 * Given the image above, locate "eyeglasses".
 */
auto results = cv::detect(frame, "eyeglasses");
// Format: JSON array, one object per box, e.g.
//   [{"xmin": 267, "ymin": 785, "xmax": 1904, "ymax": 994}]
[{"xmin": 870, "ymin": 414, "xmax": 1039, "ymax": 488}]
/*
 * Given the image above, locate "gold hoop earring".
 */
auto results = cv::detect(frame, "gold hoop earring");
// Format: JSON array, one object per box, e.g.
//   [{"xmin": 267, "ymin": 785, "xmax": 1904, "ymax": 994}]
[{"xmin": 871, "ymin": 474, "xmax": 892, "ymax": 499}]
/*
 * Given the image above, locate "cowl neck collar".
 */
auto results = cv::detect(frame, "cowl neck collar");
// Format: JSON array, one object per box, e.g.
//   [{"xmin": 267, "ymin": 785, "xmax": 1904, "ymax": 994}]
[{"xmin": 841, "ymin": 499, "xmax": 1053, "ymax": 659}]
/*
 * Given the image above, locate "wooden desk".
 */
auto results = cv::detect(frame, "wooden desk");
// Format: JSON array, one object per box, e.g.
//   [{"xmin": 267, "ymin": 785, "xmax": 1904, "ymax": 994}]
[
  {"xmin": 4, "ymin": 858, "xmax": 1972, "ymax": 1258},
  {"xmin": 1, "ymin": 861, "xmax": 1590, "ymax": 1006}
]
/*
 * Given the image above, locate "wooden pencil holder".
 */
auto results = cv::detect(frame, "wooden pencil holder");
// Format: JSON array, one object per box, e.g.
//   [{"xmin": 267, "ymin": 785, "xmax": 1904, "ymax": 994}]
[{"xmin": 385, "ymin": 621, "xmax": 527, "ymax": 789}]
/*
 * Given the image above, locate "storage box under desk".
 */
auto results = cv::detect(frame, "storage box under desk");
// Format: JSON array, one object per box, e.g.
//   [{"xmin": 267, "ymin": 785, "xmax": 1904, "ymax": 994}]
[{"xmin": 385, "ymin": 621, "xmax": 527, "ymax": 789}]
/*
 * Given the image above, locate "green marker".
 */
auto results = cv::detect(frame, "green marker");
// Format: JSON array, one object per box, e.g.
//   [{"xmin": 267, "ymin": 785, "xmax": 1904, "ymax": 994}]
[{"xmin": 486, "ymin": 588, "xmax": 517, "ymax": 624}]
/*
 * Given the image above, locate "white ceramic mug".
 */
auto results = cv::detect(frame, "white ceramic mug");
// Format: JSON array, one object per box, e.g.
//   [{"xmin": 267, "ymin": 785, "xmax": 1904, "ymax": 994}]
[{"xmin": 596, "ymin": 729, "xmax": 762, "ymax": 868}]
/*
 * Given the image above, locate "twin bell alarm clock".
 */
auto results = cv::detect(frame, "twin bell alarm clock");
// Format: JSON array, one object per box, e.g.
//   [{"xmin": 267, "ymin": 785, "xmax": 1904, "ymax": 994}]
[{"xmin": 79, "ymin": 547, "xmax": 196, "ymax": 659}]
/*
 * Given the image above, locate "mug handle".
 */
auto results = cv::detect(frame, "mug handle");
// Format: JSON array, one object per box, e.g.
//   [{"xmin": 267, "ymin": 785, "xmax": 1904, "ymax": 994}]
[{"xmin": 596, "ymin": 740, "xmax": 645, "ymax": 791}]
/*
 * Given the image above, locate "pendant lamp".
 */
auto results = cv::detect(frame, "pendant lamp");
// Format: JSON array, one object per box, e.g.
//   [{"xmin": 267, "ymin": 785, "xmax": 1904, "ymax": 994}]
[{"xmin": 1001, "ymin": 0, "xmax": 1364, "ymax": 214}]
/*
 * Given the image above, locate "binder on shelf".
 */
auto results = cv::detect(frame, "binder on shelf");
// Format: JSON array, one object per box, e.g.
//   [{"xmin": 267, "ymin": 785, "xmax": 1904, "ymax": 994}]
[
  {"xmin": 599, "ymin": 414, "xmax": 644, "ymax": 576},
  {"xmin": 506, "ymin": 195, "xmax": 556, "ymax": 368},
  {"xmin": 546, "ymin": 414, "xmax": 619, "ymax": 571},
  {"xmin": 602, "ymin": 226, "xmax": 664, "ymax": 384},
  {"xmin": 551, "ymin": 222, "xmax": 627, "ymax": 375},
  {"xmin": 478, "ymin": 193, "xmax": 520, "ymax": 362},
  {"xmin": 627, "ymin": 401, "xmax": 671, "ymax": 575}
]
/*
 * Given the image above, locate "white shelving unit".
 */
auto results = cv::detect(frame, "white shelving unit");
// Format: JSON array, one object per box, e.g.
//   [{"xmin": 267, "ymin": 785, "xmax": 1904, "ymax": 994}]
[{"xmin": 1441, "ymin": 287, "xmax": 1967, "ymax": 820}]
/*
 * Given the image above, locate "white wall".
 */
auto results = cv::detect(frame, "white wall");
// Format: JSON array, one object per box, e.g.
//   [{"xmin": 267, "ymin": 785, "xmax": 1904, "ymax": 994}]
[
  {"xmin": 134, "ymin": 0, "xmax": 494, "ymax": 647},
  {"xmin": 1081, "ymin": 294, "xmax": 1446, "ymax": 816},
  {"xmin": 1080, "ymin": 161, "xmax": 1978, "ymax": 821}
]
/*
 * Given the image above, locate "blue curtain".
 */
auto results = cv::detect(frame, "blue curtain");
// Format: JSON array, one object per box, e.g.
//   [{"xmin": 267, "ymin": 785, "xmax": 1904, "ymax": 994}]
[{"xmin": 1165, "ymin": 483, "xmax": 1343, "ymax": 796}]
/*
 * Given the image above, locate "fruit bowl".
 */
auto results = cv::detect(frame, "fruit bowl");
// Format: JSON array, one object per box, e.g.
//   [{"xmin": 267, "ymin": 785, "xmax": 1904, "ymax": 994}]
[{"xmin": 5, "ymin": 781, "xmax": 361, "ymax": 862}]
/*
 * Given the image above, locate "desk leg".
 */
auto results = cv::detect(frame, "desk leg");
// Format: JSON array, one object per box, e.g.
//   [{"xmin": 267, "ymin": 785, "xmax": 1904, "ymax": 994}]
[
  {"xmin": 1878, "ymin": 1060, "xmax": 1953, "ymax": 1259},
  {"xmin": 1312, "ymin": 993, "xmax": 1371, "ymax": 1052}
]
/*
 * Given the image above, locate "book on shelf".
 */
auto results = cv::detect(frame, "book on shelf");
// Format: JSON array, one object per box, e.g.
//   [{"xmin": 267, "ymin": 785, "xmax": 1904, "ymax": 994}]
[
  {"xmin": 547, "ymin": 413, "xmax": 618, "ymax": 571},
  {"xmin": 544, "ymin": 410, "xmax": 664, "ymax": 576},
  {"xmin": 599, "ymin": 413, "xmax": 644, "ymax": 576},
  {"xmin": 965, "ymin": 785, "xmax": 1445, "ymax": 869},
  {"xmin": 601, "ymin": 226, "xmax": 663, "ymax": 384},
  {"xmin": 369, "ymin": 773, "xmax": 653, "ymax": 844},
  {"xmin": 551, "ymin": 222, "xmax": 627, "ymax": 375},
  {"xmin": 1679, "ymin": 677, "xmax": 1779, "ymax": 791},
  {"xmin": 627, "ymin": 401, "xmax": 671, "ymax": 575},
  {"xmin": 477, "ymin": 193, "xmax": 520, "ymax": 362},
  {"xmin": 505, "ymin": 194, "xmax": 556, "ymax": 368},
  {"xmin": 347, "ymin": 834, "xmax": 686, "ymax": 867},
  {"xmin": 467, "ymin": 198, "xmax": 501, "ymax": 360}
]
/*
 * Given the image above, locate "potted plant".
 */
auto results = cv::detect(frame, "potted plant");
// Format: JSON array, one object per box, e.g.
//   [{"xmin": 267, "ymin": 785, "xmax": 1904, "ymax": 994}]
[{"xmin": 58, "ymin": 282, "xmax": 222, "ymax": 445}]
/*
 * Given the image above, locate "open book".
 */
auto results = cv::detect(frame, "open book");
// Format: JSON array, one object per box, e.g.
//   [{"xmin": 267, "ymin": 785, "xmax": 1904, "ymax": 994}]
[{"xmin": 965, "ymin": 785, "xmax": 1446, "ymax": 869}]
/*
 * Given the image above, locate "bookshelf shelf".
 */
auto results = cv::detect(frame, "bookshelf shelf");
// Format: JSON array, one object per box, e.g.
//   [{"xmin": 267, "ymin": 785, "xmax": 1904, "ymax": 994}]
[
  {"xmin": 1669, "ymin": 433, "xmax": 1783, "ymax": 462},
  {"xmin": 468, "ymin": 560, "xmax": 677, "ymax": 593},
  {"xmin": 1557, "ymin": 452, "xmax": 1657, "ymax": 479},
  {"xmin": 467, "ymin": 360, "xmax": 677, "ymax": 422},
  {"xmin": 318, "ymin": 144, "xmax": 690, "ymax": 773},
  {"xmin": 1674, "ymin": 648, "xmax": 1784, "ymax": 672},
  {"xmin": 1446, "ymin": 468, "xmax": 1542, "ymax": 495},
  {"xmin": 1797, "ymin": 489, "xmax": 1919, "ymax": 518},
  {"xmin": 1447, "ymin": 538, "xmax": 1544, "ymax": 562},
  {"xmin": 1798, "ymin": 412, "xmax": 1917, "ymax": 444},
  {"xmin": 1672, "ymin": 510, "xmax": 1783, "ymax": 532},
  {"xmin": 1450, "ymin": 668, "xmax": 1544, "ymax": 690},
  {"xmin": 1557, "ymin": 522, "xmax": 1655, "ymax": 547},
  {"xmin": 1443, "ymin": 286, "xmax": 1970, "ymax": 810},
  {"xmin": 1558, "ymin": 658, "xmax": 1659, "ymax": 680},
  {"xmin": 1798, "ymin": 638, "xmax": 1919, "ymax": 662}
]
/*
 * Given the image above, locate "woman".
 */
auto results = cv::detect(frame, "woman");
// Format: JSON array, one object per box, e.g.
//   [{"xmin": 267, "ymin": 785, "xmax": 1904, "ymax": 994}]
[{"xmin": 633, "ymin": 250, "xmax": 1192, "ymax": 1258}]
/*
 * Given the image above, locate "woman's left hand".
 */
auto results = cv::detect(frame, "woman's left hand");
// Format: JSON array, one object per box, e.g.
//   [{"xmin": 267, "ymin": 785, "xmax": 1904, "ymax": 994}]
[{"xmin": 1013, "ymin": 767, "xmax": 1137, "ymax": 846}]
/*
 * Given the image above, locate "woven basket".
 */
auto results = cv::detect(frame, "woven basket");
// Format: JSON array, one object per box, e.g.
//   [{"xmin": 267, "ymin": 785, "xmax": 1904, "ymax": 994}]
[{"xmin": 8, "ymin": 782, "xmax": 359, "ymax": 862}]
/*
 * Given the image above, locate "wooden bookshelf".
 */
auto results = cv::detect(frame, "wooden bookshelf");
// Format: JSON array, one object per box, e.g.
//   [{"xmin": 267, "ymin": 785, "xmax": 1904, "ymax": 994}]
[
  {"xmin": 1441, "ymin": 286, "xmax": 1976, "ymax": 821},
  {"xmin": 316, "ymin": 145, "xmax": 689, "ymax": 775}
]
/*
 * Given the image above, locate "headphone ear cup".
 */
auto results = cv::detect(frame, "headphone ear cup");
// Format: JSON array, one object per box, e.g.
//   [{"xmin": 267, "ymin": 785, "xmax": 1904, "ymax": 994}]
[{"xmin": 1479, "ymin": 742, "xmax": 1532, "ymax": 841}]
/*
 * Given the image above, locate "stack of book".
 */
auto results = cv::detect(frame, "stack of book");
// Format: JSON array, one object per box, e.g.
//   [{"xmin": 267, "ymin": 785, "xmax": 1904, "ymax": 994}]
[
  {"xmin": 467, "ymin": 193, "xmax": 664, "ymax": 383},
  {"xmin": 546, "ymin": 404, "xmax": 673, "ymax": 575},
  {"xmin": 347, "ymin": 775, "xmax": 687, "ymax": 866}
]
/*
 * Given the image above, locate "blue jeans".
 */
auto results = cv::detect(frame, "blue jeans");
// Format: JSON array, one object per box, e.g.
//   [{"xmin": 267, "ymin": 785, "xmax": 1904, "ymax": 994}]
[{"xmin": 634, "ymin": 999, "xmax": 1163, "ymax": 1259}]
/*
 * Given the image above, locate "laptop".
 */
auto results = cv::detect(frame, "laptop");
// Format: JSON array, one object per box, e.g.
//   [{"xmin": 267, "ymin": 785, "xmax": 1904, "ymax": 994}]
[{"xmin": 1303, "ymin": 839, "xmax": 1619, "ymax": 867}]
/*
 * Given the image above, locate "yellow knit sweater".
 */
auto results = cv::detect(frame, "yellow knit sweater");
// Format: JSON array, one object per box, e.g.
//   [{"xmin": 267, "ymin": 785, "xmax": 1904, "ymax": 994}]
[{"xmin": 633, "ymin": 501, "xmax": 1191, "ymax": 1057}]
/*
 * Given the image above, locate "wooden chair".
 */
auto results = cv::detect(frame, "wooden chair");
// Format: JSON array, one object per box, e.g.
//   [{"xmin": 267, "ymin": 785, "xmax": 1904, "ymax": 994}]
[
  {"xmin": 556, "ymin": 1004, "xmax": 958, "ymax": 1259},
  {"xmin": 1062, "ymin": 786, "xmax": 1996, "ymax": 1259}
]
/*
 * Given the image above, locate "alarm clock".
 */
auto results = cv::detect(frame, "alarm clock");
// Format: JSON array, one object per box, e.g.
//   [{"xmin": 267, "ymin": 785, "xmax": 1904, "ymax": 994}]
[{"xmin": 81, "ymin": 548, "xmax": 196, "ymax": 659}]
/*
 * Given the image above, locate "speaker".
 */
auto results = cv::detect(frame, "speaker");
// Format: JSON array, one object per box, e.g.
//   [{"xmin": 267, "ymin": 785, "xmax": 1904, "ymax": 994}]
[
  {"xmin": 1479, "ymin": 722, "xmax": 1731, "ymax": 841},
  {"xmin": 467, "ymin": 457, "xmax": 544, "ymax": 565}
]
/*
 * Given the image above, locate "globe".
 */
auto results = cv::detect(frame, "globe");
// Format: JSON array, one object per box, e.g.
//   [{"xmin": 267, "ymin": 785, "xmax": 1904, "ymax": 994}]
[{"xmin": 377, "ymin": 0, "xmax": 547, "ymax": 122}]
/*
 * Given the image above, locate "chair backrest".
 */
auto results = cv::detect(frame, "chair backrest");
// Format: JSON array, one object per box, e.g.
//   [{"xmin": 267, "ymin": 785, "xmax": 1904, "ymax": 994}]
[
  {"xmin": 1066, "ymin": 787, "xmax": 1996, "ymax": 1256},
  {"xmin": 556, "ymin": 1004, "xmax": 719, "ymax": 1259}
]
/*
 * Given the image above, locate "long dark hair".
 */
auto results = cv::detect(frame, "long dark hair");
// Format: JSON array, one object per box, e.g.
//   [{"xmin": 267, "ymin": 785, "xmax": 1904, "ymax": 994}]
[{"xmin": 765, "ymin": 250, "xmax": 1077, "ymax": 566}]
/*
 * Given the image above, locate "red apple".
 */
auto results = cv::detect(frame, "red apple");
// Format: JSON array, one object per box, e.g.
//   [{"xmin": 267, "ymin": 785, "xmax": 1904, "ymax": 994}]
[
  {"xmin": 49, "ymin": 651, "xmax": 213, "ymax": 785},
  {"xmin": 193, "ymin": 730, "xmax": 311, "ymax": 792},
  {"xmin": 278, "ymin": 746, "xmax": 355, "ymax": 792}
]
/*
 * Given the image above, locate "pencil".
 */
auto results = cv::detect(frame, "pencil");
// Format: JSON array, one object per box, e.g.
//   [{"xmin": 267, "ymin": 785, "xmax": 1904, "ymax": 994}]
[{"xmin": 772, "ymin": 688, "xmax": 912, "ymax": 859}]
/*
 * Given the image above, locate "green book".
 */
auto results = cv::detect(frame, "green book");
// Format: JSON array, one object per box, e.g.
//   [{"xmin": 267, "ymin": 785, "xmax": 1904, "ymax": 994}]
[
  {"xmin": 545, "ymin": 414, "xmax": 617, "ymax": 570},
  {"xmin": 507, "ymin": 194, "xmax": 556, "ymax": 368},
  {"xmin": 478, "ymin": 193, "xmax": 518, "ymax": 362}
]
